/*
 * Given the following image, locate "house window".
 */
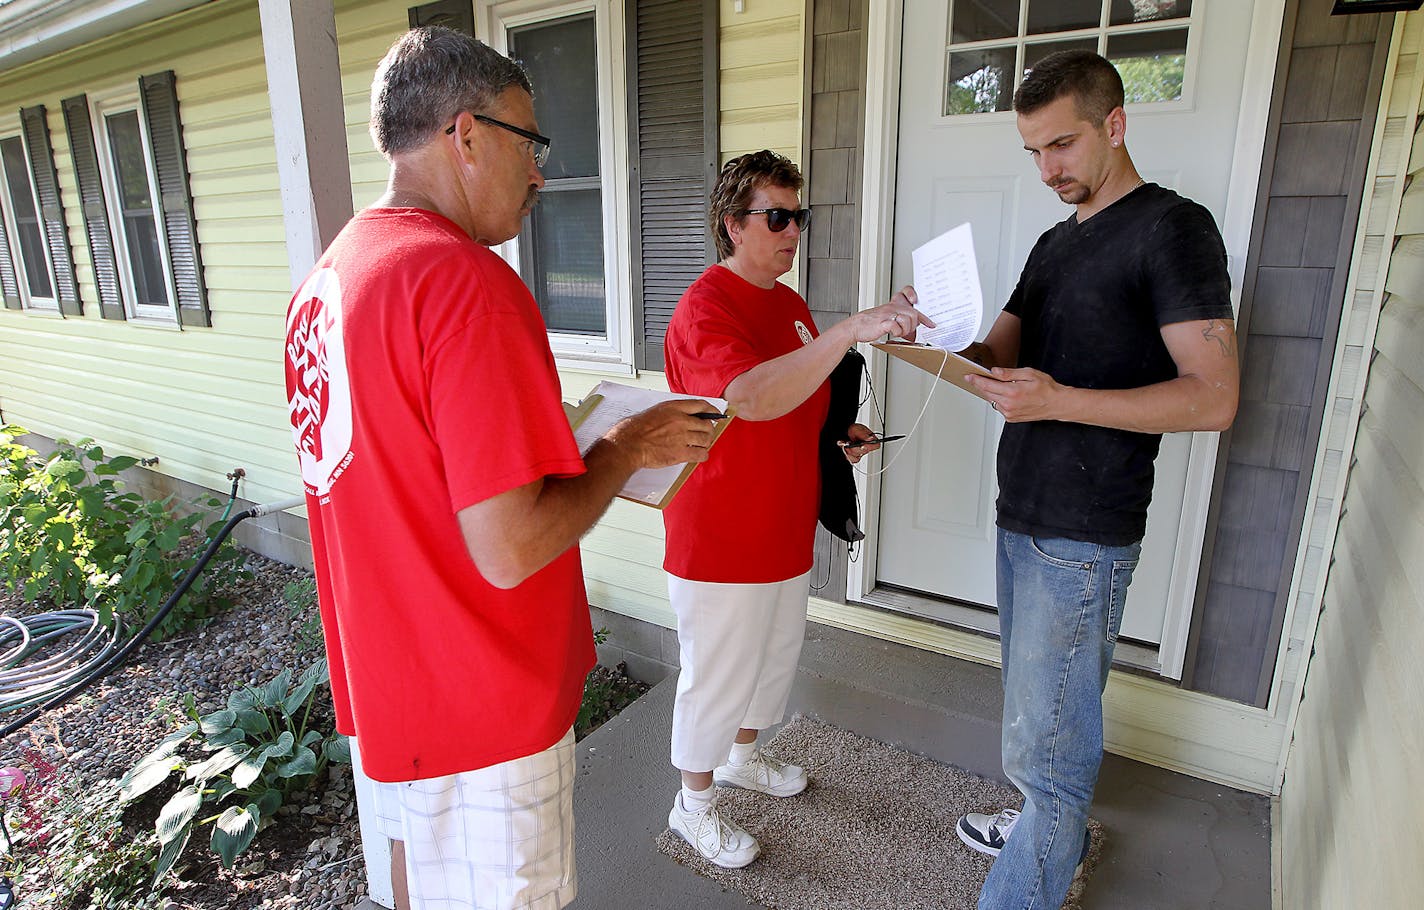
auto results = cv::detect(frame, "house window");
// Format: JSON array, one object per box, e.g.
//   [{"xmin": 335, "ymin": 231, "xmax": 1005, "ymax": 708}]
[
  {"xmin": 0, "ymin": 132, "xmax": 57, "ymax": 309},
  {"xmin": 104, "ymin": 110, "xmax": 170, "ymax": 310},
  {"xmin": 482, "ymin": 0, "xmax": 631, "ymax": 366},
  {"xmin": 89, "ymin": 89, "xmax": 176, "ymax": 322},
  {"xmin": 945, "ymin": 0, "xmax": 1194, "ymax": 116}
]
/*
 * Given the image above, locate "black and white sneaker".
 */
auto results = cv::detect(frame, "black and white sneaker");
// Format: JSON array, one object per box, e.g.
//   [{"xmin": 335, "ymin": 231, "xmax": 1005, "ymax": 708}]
[
  {"xmin": 957, "ymin": 808, "xmax": 1019, "ymax": 856},
  {"xmin": 956, "ymin": 808, "xmax": 1093, "ymax": 876}
]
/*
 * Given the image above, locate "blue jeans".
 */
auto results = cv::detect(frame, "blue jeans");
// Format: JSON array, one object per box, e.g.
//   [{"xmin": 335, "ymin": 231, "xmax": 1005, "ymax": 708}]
[{"xmin": 979, "ymin": 528, "xmax": 1141, "ymax": 910}]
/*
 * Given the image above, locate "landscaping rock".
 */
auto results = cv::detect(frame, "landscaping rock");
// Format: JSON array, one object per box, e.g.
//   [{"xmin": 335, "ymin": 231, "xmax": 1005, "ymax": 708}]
[
  {"xmin": 0, "ymin": 548, "xmax": 649, "ymax": 909},
  {"xmin": 0, "ymin": 553, "xmax": 368, "ymax": 909}
]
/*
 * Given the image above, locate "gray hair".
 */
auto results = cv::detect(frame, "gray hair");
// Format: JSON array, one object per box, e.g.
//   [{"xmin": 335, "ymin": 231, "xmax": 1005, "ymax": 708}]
[{"xmin": 369, "ymin": 26, "xmax": 533, "ymax": 157}]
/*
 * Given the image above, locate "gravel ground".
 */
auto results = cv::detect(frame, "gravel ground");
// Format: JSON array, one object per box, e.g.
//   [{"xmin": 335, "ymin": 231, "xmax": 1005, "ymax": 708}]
[
  {"xmin": 0, "ymin": 553, "xmax": 368, "ymax": 909},
  {"xmin": 1, "ymin": 550, "xmax": 650, "ymax": 909}
]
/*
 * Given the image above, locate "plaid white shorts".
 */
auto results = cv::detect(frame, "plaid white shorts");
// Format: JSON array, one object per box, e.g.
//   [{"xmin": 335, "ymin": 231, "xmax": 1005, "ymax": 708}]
[{"xmin": 373, "ymin": 728, "xmax": 578, "ymax": 910}]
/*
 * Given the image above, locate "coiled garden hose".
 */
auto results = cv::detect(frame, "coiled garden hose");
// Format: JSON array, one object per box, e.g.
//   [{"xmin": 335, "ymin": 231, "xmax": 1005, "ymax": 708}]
[
  {"xmin": 0, "ymin": 610, "xmax": 124, "ymax": 713},
  {"xmin": 0, "ymin": 494, "xmax": 304, "ymax": 741}
]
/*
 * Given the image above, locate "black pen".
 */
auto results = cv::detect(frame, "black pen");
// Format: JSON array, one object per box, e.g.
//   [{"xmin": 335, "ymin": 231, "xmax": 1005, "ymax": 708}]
[
  {"xmin": 692, "ymin": 411, "xmax": 729, "ymax": 420},
  {"xmin": 841, "ymin": 434, "xmax": 906, "ymax": 449}
]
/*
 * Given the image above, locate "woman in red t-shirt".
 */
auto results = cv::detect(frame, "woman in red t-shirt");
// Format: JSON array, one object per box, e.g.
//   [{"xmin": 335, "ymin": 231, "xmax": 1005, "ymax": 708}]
[{"xmin": 661, "ymin": 150, "xmax": 929, "ymax": 868}]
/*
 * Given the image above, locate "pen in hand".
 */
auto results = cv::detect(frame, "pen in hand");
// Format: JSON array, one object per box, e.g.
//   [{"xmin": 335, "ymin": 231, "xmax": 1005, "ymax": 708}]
[
  {"xmin": 840, "ymin": 434, "xmax": 906, "ymax": 449},
  {"xmin": 691, "ymin": 412, "xmax": 729, "ymax": 421}
]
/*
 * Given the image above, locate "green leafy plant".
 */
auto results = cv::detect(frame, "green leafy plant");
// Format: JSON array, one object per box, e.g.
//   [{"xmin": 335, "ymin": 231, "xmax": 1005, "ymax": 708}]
[
  {"xmin": 7, "ymin": 748, "xmax": 167, "ymax": 909},
  {"xmin": 0, "ymin": 424, "xmax": 248, "ymax": 638},
  {"xmin": 281, "ymin": 574, "xmax": 323, "ymax": 654},
  {"xmin": 117, "ymin": 659, "xmax": 351, "ymax": 878},
  {"xmin": 575, "ymin": 660, "xmax": 647, "ymax": 740}
]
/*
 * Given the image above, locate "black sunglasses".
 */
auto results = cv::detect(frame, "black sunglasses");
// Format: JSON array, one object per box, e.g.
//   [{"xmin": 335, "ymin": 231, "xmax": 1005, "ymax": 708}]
[
  {"xmin": 742, "ymin": 207, "xmax": 811, "ymax": 233},
  {"xmin": 445, "ymin": 114, "xmax": 551, "ymax": 167}
]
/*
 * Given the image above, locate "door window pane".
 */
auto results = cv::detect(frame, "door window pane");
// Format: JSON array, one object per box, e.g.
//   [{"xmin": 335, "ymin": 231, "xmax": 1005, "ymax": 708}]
[
  {"xmin": 1108, "ymin": 28, "xmax": 1188, "ymax": 103},
  {"xmin": 105, "ymin": 110, "xmax": 169, "ymax": 307},
  {"xmin": 950, "ymin": 0, "xmax": 1019, "ymax": 43},
  {"xmin": 1027, "ymin": 0, "xmax": 1101, "ymax": 35},
  {"xmin": 946, "ymin": 47, "xmax": 1017, "ymax": 115},
  {"xmin": 944, "ymin": 0, "xmax": 1195, "ymax": 117},
  {"xmin": 1110, "ymin": 0, "xmax": 1191, "ymax": 26},
  {"xmin": 1025, "ymin": 38, "xmax": 1099, "ymax": 75},
  {"xmin": 525, "ymin": 187, "xmax": 605, "ymax": 335},
  {"xmin": 510, "ymin": 14, "xmax": 598, "ymax": 180},
  {"xmin": 0, "ymin": 136, "xmax": 52, "ymax": 299}
]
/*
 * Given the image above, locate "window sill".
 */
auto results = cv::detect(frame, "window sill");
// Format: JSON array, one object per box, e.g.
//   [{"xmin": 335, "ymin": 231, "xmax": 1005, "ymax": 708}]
[
  {"xmin": 126, "ymin": 312, "xmax": 182, "ymax": 331},
  {"xmin": 16, "ymin": 306, "xmax": 63, "ymax": 319},
  {"xmin": 549, "ymin": 348, "xmax": 635, "ymax": 375},
  {"xmin": 552, "ymin": 354, "xmax": 635, "ymax": 378}
]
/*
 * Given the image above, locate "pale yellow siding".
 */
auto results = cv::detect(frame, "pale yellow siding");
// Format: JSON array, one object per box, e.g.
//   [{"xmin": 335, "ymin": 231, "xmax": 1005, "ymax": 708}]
[
  {"xmin": 719, "ymin": 0, "xmax": 803, "ymax": 163},
  {"xmin": 0, "ymin": 0, "xmax": 295, "ymax": 503},
  {"xmin": 1279, "ymin": 10, "xmax": 1424, "ymax": 907},
  {"xmin": 0, "ymin": 0, "xmax": 420, "ymax": 507},
  {"xmin": 333, "ymin": 0, "xmax": 411, "ymax": 209}
]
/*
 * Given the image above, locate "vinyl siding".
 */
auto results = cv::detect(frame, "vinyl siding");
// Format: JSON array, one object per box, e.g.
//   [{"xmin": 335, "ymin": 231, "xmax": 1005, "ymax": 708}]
[
  {"xmin": 718, "ymin": 0, "xmax": 802, "ymax": 161},
  {"xmin": 0, "ymin": 0, "xmax": 438, "ymax": 507},
  {"xmin": 0, "ymin": 0, "xmax": 294, "ymax": 503},
  {"xmin": 1280, "ymin": 10, "xmax": 1424, "ymax": 906},
  {"xmin": 333, "ymin": 0, "xmax": 411, "ymax": 209}
]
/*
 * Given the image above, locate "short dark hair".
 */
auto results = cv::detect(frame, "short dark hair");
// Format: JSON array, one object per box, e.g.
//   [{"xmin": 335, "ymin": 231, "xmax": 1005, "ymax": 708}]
[
  {"xmin": 1013, "ymin": 50, "xmax": 1124, "ymax": 125},
  {"xmin": 369, "ymin": 26, "xmax": 534, "ymax": 157},
  {"xmin": 708, "ymin": 150, "xmax": 804, "ymax": 260}
]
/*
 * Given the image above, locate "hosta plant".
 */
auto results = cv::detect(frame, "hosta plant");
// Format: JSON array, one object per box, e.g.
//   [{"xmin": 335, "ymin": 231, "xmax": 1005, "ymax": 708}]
[{"xmin": 117, "ymin": 659, "xmax": 351, "ymax": 879}]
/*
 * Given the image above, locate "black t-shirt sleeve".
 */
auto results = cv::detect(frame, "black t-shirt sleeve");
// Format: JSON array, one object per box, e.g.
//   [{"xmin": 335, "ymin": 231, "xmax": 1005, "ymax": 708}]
[{"xmin": 1142, "ymin": 201, "xmax": 1234, "ymax": 327}]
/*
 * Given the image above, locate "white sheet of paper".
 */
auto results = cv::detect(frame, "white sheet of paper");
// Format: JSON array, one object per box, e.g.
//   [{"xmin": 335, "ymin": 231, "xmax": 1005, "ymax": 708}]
[
  {"xmin": 571, "ymin": 381, "xmax": 728, "ymax": 507},
  {"xmin": 910, "ymin": 222, "xmax": 984, "ymax": 352}
]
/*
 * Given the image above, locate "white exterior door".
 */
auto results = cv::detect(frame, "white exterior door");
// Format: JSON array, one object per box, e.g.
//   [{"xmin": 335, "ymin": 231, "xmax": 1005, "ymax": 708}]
[{"xmin": 875, "ymin": 0, "xmax": 1257, "ymax": 656}]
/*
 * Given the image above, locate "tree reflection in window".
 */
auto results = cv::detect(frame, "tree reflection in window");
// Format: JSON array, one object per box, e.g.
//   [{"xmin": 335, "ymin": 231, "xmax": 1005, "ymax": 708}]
[{"xmin": 943, "ymin": 0, "xmax": 1193, "ymax": 115}]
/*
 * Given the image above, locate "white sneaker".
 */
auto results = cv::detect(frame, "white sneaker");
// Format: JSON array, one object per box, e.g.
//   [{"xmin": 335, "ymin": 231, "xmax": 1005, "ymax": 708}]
[
  {"xmin": 713, "ymin": 750, "xmax": 808, "ymax": 797},
  {"xmin": 668, "ymin": 792, "xmax": 760, "ymax": 869},
  {"xmin": 957, "ymin": 808, "xmax": 1091, "ymax": 876},
  {"xmin": 957, "ymin": 808, "xmax": 1019, "ymax": 856}
]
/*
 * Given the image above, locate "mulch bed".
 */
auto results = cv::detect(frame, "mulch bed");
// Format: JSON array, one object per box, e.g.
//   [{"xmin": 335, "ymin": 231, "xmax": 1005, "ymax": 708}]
[{"xmin": 0, "ymin": 551, "xmax": 646, "ymax": 909}]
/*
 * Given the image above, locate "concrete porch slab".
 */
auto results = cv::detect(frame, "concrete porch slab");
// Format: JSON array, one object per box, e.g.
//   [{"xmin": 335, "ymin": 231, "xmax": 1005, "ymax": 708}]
[
  {"xmin": 570, "ymin": 622, "xmax": 1271, "ymax": 909},
  {"xmin": 358, "ymin": 622, "xmax": 1271, "ymax": 909}
]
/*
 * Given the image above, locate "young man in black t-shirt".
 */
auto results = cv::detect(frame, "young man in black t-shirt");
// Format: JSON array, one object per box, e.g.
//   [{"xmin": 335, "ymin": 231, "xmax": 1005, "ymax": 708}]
[{"xmin": 897, "ymin": 51, "xmax": 1240, "ymax": 909}]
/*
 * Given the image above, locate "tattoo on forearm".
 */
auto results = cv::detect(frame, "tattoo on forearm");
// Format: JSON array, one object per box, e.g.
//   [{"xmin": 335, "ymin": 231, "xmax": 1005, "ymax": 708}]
[{"xmin": 1202, "ymin": 320, "xmax": 1235, "ymax": 358}]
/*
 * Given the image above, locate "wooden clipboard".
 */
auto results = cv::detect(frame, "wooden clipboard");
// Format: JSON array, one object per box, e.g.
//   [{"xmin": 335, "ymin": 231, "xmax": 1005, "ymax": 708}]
[
  {"xmin": 565, "ymin": 385, "xmax": 733, "ymax": 510},
  {"xmin": 872, "ymin": 341, "xmax": 994, "ymax": 402}
]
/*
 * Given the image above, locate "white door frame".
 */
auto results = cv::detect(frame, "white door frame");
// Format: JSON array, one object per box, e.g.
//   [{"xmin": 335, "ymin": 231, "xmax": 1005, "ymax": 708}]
[{"xmin": 848, "ymin": 0, "xmax": 1289, "ymax": 679}]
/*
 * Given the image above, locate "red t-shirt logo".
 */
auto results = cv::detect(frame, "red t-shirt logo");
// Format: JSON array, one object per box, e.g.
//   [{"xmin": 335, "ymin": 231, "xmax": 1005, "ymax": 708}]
[
  {"xmin": 288, "ymin": 297, "xmax": 331, "ymax": 461},
  {"xmin": 285, "ymin": 268, "xmax": 354, "ymax": 497}
]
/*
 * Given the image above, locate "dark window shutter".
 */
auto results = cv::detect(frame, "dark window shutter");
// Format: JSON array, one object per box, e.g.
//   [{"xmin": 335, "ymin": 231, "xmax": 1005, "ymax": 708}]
[
  {"xmin": 0, "ymin": 198, "xmax": 20, "ymax": 309},
  {"xmin": 61, "ymin": 95, "xmax": 125, "ymax": 321},
  {"xmin": 19, "ymin": 105, "xmax": 80, "ymax": 315},
  {"xmin": 408, "ymin": 1, "xmax": 475, "ymax": 36},
  {"xmin": 626, "ymin": 0, "xmax": 718, "ymax": 372},
  {"xmin": 139, "ymin": 71, "xmax": 210, "ymax": 328}
]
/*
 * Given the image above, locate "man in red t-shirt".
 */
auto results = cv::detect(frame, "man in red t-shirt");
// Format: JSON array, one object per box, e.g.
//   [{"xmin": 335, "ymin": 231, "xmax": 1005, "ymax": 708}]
[{"xmin": 283, "ymin": 28, "xmax": 714, "ymax": 910}]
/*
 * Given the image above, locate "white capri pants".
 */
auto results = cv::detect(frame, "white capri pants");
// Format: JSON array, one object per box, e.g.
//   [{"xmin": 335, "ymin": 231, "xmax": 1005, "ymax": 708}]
[
  {"xmin": 669, "ymin": 572, "xmax": 810, "ymax": 772},
  {"xmin": 370, "ymin": 728, "xmax": 578, "ymax": 910}
]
